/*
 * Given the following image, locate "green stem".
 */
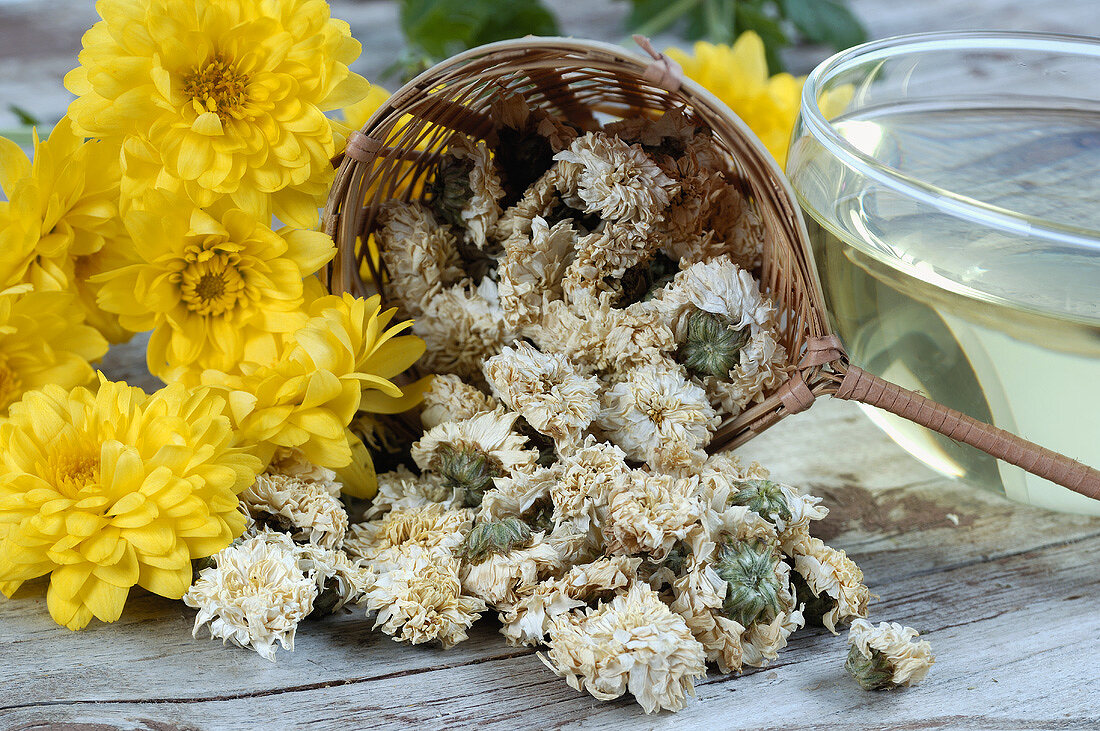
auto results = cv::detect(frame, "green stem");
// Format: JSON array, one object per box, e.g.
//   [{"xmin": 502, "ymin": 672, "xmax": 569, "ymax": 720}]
[{"xmin": 631, "ymin": 0, "xmax": 705, "ymax": 38}]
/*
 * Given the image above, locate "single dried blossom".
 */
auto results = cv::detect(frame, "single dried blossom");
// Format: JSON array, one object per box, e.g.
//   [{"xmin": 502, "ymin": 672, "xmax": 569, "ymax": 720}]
[
  {"xmin": 459, "ymin": 517, "xmax": 533, "ymax": 564},
  {"xmin": 703, "ymin": 326, "xmax": 788, "ymax": 414},
  {"xmin": 535, "ymin": 296, "xmax": 675, "ymax": 375},
  {"xmin": 550, "ymin": 437, "xmax": 630, "ymax": 539},
  {"xmin": 241, "ymin": 473, "xmax": 349, "ymax": 549},
  {"xmin": 366, "ymin": 465, "xmax": 461, "ymax": 518},
  {"xmin": 669, "ymin": 563, "xmax": 746, "ymax": 673},
  {"xmin": 741, "ymin": 597, "xmax": 804, "ymax": 668},
  {"xmin": 498, "ymin": 215, "xmax": 577, "ymax": 329},
  {"xmin": 654, "ymin": 256, "xmax": 776, "ymax": 338},
  {"xmin": 419, "ymin": 374, "xmax": 497, "ymax": 430},
  {"xmin": 344, "ymin": 503, "xmax": 472, "ymax": 571},
  {"xmin": 661, "ymin": 172, "xmax": 765, "ymax": 272},
  {"xmin": 491, "ymin": 167, "xmax": 563, "ymax": 243},
  {"xmin": 696, "ymin": 452, "xmax": 771, "ymax": 506},
  {"xmin": 185, "ymin": 533, "xmax": 317, "ymax": 661},
  {"xmin": 846, "ymin": 620, "xmax": 935, "ymax": 690},
  {"xmin": 500, "ymin": 555, "xmax": 641, "ymax": 646},
  {"xmin": 430, "ymin": 136, "xmax": 504, "ymax": 248},
  {"xmin": 476, "ymin": 465, "xmax": 557, "ymax": 523},
  {"xmin": 365, "ymin": 546, "xmax": 486, "ymax": 649},
  {"xmin": 411, "ymin": 408, "xmax": 538, "ymax": 507},
  {"xmin": 562, "ymin": 221, "xmax": 659, "ymax": 299},
  {"xmin": 294, "ymin": 542, "xmax": 374, "ymax": 615},
  {"xmin": 542, "ymin": 582, "xmax": 706, "ymax": 714},
  {"xmin": 460, "ymin": 530, "xmax": 563, "ymax": 607},
  {"xmin": 605, "ymin": 471, "xmax": 702, "ymax": 559},
  {"xmin": 793, "ymin": 537, "xmax": 871, "ymax": 633},
  {"xmin": 414, "ymin": 280, "xmax": 516, "ymax": 384},
  {"xmin": 484, "ymin": 342, "xmax": 600, "ymax": 443},
  {"xmin": 376, "ymin": 202, "xmax": 464, "ymax": 316},
  {"xmin": 711, "ymin": 538, "xmax": 785, "ymax": 629},
  {"xmin": 597, "ymin": 363, "xmax": 718, "ymax": 471},
  {"xmin": 553, "ymin": 132, "xmax": 678, "ymax": 226},
  {"xmin": 267, "ymin": 448, "xmax": 342, "ymax": 496}
]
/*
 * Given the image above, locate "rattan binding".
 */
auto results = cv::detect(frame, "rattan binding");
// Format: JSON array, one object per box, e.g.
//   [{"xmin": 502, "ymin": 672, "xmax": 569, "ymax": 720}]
[{"xmin": 322, "ymin": 36, "xmax": 1100, "ymax": 501}]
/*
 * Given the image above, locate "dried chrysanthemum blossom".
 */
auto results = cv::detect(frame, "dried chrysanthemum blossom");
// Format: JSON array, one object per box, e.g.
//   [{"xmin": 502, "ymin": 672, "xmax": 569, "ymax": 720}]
[
  {"xmin": 846, "ymin": 620, "xmax": 935, "ymax": 690},
  {"xmin": 365, "ymin": 546, "xmax": 486, "ymax": 649},
  {"xmin": 500, "ymin": 555, "xmax": 640, "ymax": 647},
  {"xmin": 267, "ymin": 448, "xmax": 342, "ymax": 496},
  {"xmin": 553, "ymin": 132, "xmax": 678, "ymax": 227},
  {"xmin": 605, "ymin": 471, "xmax": 702, "ymax": 559},
  {"xmin": 376, "ymin": 202, "xmax": 464, "ymax": 316},
  {"xmin": 597, "ymin": 363, "xmax": 718, "ymax": 471},
  {"xmin": 484, "ymin": 342, "xmax": 600, "ymax": 444},
  {"xmin": 660, "ymin": 170, "xmax": 766, "ymax": 272},
  {"xmin": 542, "ymin": 582, "xmax": 706, "ymax": 714},
  {"xmin": 241, "ymin": 473, "xmax": 349, "ymax": 549},
  {"xmin": 652, "ymin": 257, "xmax": 787, "ymax": 412},
  {"xmin": 740, "ymin": 591, "xmax": 804, "ymax": 667},
  {"xmin": 491, "ymin": 93, "xmax": 579, "ymax": 203},
  {"xmin": 294, "ymin": 541, "xmax": 373, "ymax": 616},
  {"xmin": 344, "ymin": 503, "xmax": 471, "ymax": 571},
  {"xmin": 430, "ymin": 136, "xmax": 504, "ymax": 249},
  {"xmin": 419, "ymin": 374, "xmax": 497, "ymax": 430},
  {"xmin": 793, "ymin": 537, "xmax": 871, "ymax": 633},
  {"xmin": 498, "ymin": 215, "xmax": 577, "ymax": 329},
  {"xmin": 561, "ymin": 222, "xmax": 659, "ymax": 301},
  {"xmin": 411, "ymin": 409, "xmax": 537, "ymax": 507},
  {"xmin": 185, "ymin": 533, "xmax": 317, "ymax": 661},
  {"xmin": 669, "ymin": 561, "xmax": 746, "ymax": 674},
  {"xmin": 491, "ymin": 167, "xmax": 564, "ymax": 243},
  {"xmin": 536, "ymin": 297, "xmax": 675, "ymax": 376},
  {"xmin": 413, "ymin": 279, "xmax": 516, "ymax": 384},
  {"xmin": 549, "ymin": 437, "xmax": 629, "ymax": 540},
  {"xmin": 476, "ymin": 465, "xmax": 557, "ymax": 523},
  {"xmin": 366, "ymin": 465, "xmax": 460, "ymax": 518},
  {"xmin": 460, "ymin": 527, "xmax": 562, "ymax": 607},
  {"xmin": 696, "ymin": 452, "xmax": 771, "ymax": 505}
]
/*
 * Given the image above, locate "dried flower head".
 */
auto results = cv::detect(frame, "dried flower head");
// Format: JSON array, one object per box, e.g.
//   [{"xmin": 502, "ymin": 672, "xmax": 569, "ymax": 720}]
[
  {"xmin": 377, "ymin": 202, "xmax": 464, "ymax": 316},
  {"xmin": 846, "ymin": 620, "xmax": 935, "ymax": 690},
  {"xmin": 597, "ymin": 363, "xmax": 718, "ymax": 471},
  {"xmin": 606, "ymin": 471, "xmax": 702, "ymax": 559},
  {"xmin": 241, "ymin": 473, "xmax": 349, "ymax": 549},
  {"xmin": 185, "ymin": 533, "xmax": 316, "ymax": 661},
  {"xmin": 460, "ymin": 531, "xmax": 562, "ymax": 607},
  {"xmin": 365, "ymin": 546, "xmax": 486, "ymax": 649},
  {"xmin": 498, "ymin": 215, "xmax": 577, "ymax": 329},
  {"xmin": 550, "ymin": 437, "xmax": 630, "ymax": 538},
  {"xmin": 413, "ymin": 280, "xmax": 516, "ymax": 384},
  {"xmin": 542, "ymin": 582, "xmax": 707, "ymax": 714},
  {"xmin": 484, "ymin": 343, "xmax": 600, "ymax": 443},
  {"xmin": 294, "ymin": 541, "xmax": 373, "ymax": 616},
  {"xmin": 367, "ymin": 465, "xmax": 460, "ymax": 518},
  {"xmin": 411, "ymin": 409, "xmax": 537, "ymax": 507},
  {"xmin": 267, "ymin": 449, "xmax": 342, "ymax": 495},
  {"xmin": 430, "ymin": 136, "xmax": 504, "ymax": 249},
  {"xmin": 419, "ymin": 374, "xmax": 497, "ymax": 430},
  {"xmin": 678, "ymin": 309, "xmax": 751, "ymax": 379},
  {"xmin": 344, "ymin": 503, "xmax": 471, "ymax": 571},
  {"xmin": 793, "ymin": 537, "xmax": 871, "ymax": 633},
  {"xmin": 712, "ymin": 538, "xmax": 783, "ymax": 628},
  {"xmin": 536, "ymin": 297, "xmax": 675, "ymax": 376},
  {"xmin": 459, "ymin": 517, "xmax": 533, "ymax": 565}
]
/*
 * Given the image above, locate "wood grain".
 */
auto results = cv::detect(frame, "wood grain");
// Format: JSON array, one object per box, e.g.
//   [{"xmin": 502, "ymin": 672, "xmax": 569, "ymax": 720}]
[{"xmin": 2, "ymin": 1, "xmax": 1099, "ymax": 728}]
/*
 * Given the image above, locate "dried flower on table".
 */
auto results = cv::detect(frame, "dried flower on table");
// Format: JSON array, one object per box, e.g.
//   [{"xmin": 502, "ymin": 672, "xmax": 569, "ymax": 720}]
[
  {"xmin": 846, "ymin": 619, "xmax": 935, "ymax": 690},
  {"xmin": 542, "ymin": 582, "xmax": 707, "ymax": 714},
  {"xmin": 185, "ymin": 533, "xmax": 318, "ymax": 661},
  {"xmin": 367, "ymin": 465, "xmax": 461, "ymax": 517},
  {"xmin": 792, "ymin": 537, "xmax": 872, "ymax": 633},
  {"xmin": 365, "ymin": 546, "xmax": 486, "ymax": 649},
  {"xmin": 344, "ymin": 503, "xmax": 471, "ymax": 572}
]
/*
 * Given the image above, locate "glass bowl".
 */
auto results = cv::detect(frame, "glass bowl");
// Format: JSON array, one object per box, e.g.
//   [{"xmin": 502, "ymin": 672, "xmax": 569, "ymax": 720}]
[{"xmin": 787, "ymin": 31, "xmax": 1100, "ymax": 515}]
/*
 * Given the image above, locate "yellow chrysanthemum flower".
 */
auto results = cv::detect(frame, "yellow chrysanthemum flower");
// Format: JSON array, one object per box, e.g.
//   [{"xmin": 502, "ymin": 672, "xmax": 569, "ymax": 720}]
[
  {"xmin": 0, "ymin": 118, "xmax": 135, "ymax": 343},
  {"xmin": 0, "ymin": 286, "xmax": 107, "ymax": 415},
  {"xmin": 341, "ymin": 83, "xmax": 392, "ymax": 133},
  {"xmin": 0, "ymin": 378, "xmax": 262, "ymax": 630},
  {"xmin": 668, "ymin": 33, "xmax": 848, "ymax": 167},
  {"xmin": 64, "ymin": 0, "xmax": 371, "ymax": 227},
  {"xmin": 202, "ymin": 293, "xmax": 426, "ymax": 497},
  {"xmin": 94, "ymin": 193, "xmax": 336, "ymax": 379}
]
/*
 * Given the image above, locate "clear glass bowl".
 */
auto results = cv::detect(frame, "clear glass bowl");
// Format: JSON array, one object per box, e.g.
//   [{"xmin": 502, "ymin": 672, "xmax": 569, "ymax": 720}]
[{"xmin": 787, "ymin": 31, "xmax": 1100, "ymax": 515}]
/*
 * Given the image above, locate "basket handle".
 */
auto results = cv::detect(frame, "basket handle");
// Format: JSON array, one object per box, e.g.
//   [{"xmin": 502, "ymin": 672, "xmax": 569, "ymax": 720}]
[{"xmin": 778, "ymin": 336, "xmax": 1100, "ymax": 500}]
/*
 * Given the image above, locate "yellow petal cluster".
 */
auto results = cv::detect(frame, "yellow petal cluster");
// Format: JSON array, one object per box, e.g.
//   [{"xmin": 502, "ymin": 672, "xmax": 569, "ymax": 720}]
[
  {"xmin": 94, "ymin": 192, "xmax": 336, "ymax": 379},
  {"xmin": 667, "ymin": 33, "xmax": 848, "ymax": 167},
  {"xmin": 0, "ymin": 286, "xmax": 107, "ymax": 415},
  {"xmin": 0, "ymin": 378, "xmax": 262, "ymax": 630},
  {"xmin": 64, "ymin": 0, "xmax": 371, "ymax": 227},
  {"xmin": 0, "ymin": 118, "xmax": 134, "ymax": 343},
  {"xmin": 200, "ymin": 293, "xmax": 426, "ymax": 496}
]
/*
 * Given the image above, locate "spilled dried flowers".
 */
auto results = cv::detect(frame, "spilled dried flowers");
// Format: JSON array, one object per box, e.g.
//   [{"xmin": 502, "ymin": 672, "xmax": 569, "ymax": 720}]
[{"xmin": 0, "ymin": 0, "xmax": 933, "ymax": 715}]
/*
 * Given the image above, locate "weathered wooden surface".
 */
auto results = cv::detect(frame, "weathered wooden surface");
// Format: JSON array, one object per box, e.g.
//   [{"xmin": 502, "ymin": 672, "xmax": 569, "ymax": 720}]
[{"xmin": 3, "ymin": 1, "xmax": 1100, "ymax": 729}]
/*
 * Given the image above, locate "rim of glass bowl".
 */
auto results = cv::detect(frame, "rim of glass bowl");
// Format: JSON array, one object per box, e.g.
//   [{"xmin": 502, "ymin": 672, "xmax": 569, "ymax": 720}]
[{"xmin": 797, "ymin": 30, "xmax": 1100, "ymax": 324}]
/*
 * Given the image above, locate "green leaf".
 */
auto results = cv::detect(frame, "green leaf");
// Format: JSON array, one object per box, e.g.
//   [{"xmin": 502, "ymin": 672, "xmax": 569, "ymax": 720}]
[
  {"xmin": 779, "ymin": 0, "xmax": 867, "ymax": 50},
  {"xmin": 7, "ymin": 105, "xmax": 39, "ymax": 127},
  {"xmin": 400, "ymin": 0, "xmax": 560, "ymax": 58},
  {"xmin": 734, "ymin": 3, "xmax": 789, "ymax": 71}
]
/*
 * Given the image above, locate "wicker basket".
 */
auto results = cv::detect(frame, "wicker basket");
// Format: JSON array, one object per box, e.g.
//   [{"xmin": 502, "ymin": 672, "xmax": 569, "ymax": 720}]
[{"xmin": 323, "ymin": 36, "xmax": 1099, "ymax": 501}]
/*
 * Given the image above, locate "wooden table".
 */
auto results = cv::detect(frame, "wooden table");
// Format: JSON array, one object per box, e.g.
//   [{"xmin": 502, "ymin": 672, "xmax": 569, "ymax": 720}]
[{"xmin": 2, "ymin": 1, "xmax": 1099, "ymax": 729}]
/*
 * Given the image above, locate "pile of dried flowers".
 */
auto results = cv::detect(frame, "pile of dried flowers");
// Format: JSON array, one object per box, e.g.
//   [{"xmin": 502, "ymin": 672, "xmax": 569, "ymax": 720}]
[{"xmin": 182, "ymin": 101, "xmax": 932, "ymax": 711}]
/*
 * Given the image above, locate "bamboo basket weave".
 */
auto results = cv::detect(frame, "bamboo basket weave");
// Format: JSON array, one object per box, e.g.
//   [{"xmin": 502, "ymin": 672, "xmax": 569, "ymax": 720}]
[{"xmin": 323, "ymin": 36, "xmax": 1100, "ymax": 501}]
